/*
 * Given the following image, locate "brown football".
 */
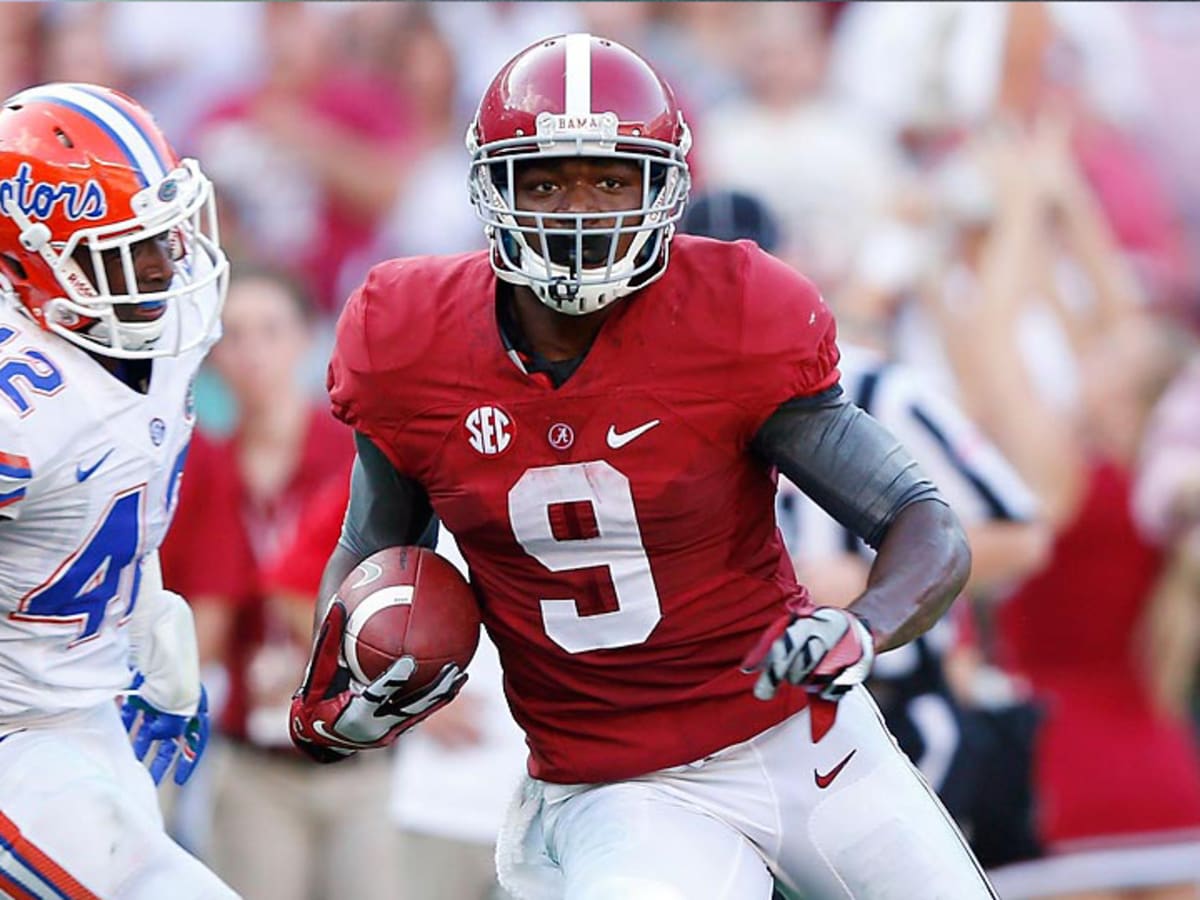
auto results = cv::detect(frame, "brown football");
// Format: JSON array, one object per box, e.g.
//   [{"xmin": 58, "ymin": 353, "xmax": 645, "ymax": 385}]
[{"xmin": 338, "ymin": 546, "xmax": 481, "ymax": 689}]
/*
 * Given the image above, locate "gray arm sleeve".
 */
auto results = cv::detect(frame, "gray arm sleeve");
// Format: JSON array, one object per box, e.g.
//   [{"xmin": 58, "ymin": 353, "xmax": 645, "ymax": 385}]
[
  {"xmin": 752, "ymin": 387, "xmax": 945, "ymax": 549},
  {"xmin": 338, "ymin": 432, "xmax": 437, "ymax": 558}
]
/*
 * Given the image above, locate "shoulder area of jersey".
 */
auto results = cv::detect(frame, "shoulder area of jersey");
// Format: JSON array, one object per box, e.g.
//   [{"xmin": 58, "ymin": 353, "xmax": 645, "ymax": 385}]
[
  {"xmin": 668, "ymin": 234, "xmax": 816, "ymax": 295},
  {"xmin": 0, "ymin": 299, "xmax": 54, "ymax": 345},
  {"xmin": 666, "ymin": 235, "xmax": 830, "ymax": 339},
  {"xmin": 335, "ymin": 250, "xmax": 492, "ymax": 374},
  {"xmin": 667, "ymin": 232, "xmax": 754, "ymax": 273}
]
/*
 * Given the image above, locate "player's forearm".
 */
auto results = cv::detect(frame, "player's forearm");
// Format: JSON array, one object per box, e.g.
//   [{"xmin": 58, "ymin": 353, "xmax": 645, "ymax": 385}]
[
  {"xmin": 129, "ymin": 553, "xmax": 202, "ymax": 716},
  {"xmin": 309, "ymin": 435, "xmax": 438, "ymax": 635},
  {"xmin": 848, "ymin": 499, "xmax": 971, "ymax": 653},
  {"xmin": 312, "ymin": 543, "xmax": 365, "ymax": 634}
]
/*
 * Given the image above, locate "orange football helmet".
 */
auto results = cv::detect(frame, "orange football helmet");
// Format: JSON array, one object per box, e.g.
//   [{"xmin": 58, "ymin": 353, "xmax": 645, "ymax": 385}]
[{"xmin": 0, "ymin": 83, "xmax": 228, "ymax": 358}]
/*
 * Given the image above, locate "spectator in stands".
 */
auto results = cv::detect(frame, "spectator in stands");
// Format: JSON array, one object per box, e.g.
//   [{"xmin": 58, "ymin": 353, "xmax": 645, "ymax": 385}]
[
  {"xmin": 1134, "ymin": 358, "xmax": 1200, "ymax": 725},
  {"xmin": 161, "ymin": 267, "xmax": 378, "ymax": 900},
  {"xmin": 932, "ymin": 120, "xmax": 1200, "ymax": 900},
  {"xmin": 190, "ymin": 3, "xmax": 415, "ymax": 314},
  {"xmin": 699, "ymin": 3, "xmax": 904, "ymax": 288},
  {"xmin": 0, "ymin": 3, "xmax": 40, "ymax": 98},
  {"xmin": 365, "ymin": 10, "xmax": 486, "ymax": 266}
]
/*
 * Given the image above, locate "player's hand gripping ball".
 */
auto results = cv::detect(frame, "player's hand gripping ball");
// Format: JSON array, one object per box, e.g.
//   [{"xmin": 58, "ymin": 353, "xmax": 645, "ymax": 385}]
[
  {"xmin": 289, "ymin": 547, "xmax": 482, "ymax": 763},
  {"xmin": 340, "ymin": 546, "xmax": 482, "ymax": 688}
]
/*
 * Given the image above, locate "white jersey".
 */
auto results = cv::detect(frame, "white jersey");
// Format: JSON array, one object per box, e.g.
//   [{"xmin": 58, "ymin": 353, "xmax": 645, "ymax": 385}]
[{"xmin": 0, "ymin": 295, "xmax": 219, "ymax": 727}]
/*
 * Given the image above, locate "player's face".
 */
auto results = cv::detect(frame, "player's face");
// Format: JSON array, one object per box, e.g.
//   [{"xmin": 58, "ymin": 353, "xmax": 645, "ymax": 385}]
[
  {"xmin": 512, "ymin": 157, "xmax": 644, "ymax": 268},
  {"xmin": 71, "ymin": 233, "xmax": 176, "ymax": 323}
]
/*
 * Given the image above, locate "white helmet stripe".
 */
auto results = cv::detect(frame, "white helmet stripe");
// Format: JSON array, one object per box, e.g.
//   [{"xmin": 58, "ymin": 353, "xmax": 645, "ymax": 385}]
[
  {"xmin": 564, "ymin": 33, "xmax": 592, "ymax": 116},
  {"xmin": 12, "ymin": 83, "xmax": 168, "ymax": 187}
]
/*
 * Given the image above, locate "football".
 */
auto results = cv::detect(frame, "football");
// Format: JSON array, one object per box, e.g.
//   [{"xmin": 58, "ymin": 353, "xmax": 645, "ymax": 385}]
[{"xmin": 337, "ymin": 546, "xmax": 481, "ymax": 689}]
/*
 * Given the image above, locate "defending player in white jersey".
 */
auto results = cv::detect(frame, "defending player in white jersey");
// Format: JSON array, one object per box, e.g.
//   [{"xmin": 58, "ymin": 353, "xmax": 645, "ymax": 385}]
[{"xmin": 0, "ymin": 83, "xmax": 238, "ymax": 899}]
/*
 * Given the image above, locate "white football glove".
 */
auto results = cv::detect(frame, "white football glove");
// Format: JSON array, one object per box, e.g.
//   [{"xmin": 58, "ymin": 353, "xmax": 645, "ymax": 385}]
[
  {"xmin": 289, "ymin": 599, "xmax": 468, "ymax": 763},
  {"xmin": 742, "ymin": 606, "xmax": 875, "ymax": 702}
]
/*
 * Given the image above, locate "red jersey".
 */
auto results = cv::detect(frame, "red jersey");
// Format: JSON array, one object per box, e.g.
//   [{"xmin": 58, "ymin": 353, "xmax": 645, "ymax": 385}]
[{"xmin": 328, "ymin": 236, "xmax": 841, "ymax": 783}]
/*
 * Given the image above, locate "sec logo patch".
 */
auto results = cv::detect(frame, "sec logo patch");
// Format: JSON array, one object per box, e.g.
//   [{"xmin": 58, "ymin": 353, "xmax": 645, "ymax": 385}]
[{"xmin": 465, "ymin": 405, "xmax": 514, "ymax": 456}]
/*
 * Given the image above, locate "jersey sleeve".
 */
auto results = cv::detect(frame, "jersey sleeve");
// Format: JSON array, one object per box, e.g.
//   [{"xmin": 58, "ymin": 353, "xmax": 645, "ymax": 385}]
[
  {"xmin": 0, "ymin": 414, "xmax": 32, "ymax": 521},
  {"xmin": 327, "ymin": 259, "xmax": 437, "ymax": 477},
  {"xmin": 730, "ymin": 244, "xmax": 841, "ymax": 436}
]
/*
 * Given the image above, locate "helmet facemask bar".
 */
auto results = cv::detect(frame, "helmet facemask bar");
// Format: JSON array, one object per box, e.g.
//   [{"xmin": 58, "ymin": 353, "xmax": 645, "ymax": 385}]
[
  {"xmin": 5, "ymin": 158, "xmax": 228, "ymax": 359},
  {"xmin": 469, "ymin": 131, "xmax": 690, "ymax": 316}
]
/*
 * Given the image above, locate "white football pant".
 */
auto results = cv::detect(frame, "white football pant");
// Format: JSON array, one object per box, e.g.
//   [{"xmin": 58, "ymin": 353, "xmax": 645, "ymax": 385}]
[
  {"xmin": 0, "ymin": 702, "xmax": 239, "ymax": 899},
  {"xmin": 497, "ymin": 687, "xmax": 995, "ymax": 899}
]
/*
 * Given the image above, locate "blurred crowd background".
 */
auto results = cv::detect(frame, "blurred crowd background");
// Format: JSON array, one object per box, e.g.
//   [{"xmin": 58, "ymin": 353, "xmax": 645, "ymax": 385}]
[{"xmin": 9, "ymin": 2, "xmax": 1200, "ymax": 898}]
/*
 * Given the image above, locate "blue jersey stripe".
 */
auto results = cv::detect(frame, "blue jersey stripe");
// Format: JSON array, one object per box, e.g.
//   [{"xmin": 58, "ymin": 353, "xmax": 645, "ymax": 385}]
[
  {"xmin": 0, "ymin": 840, "xmax": 76, "ymax": 900},
  {"xmin": 0, "ymin": 462, "xmax": 31, "ymax": 480}
]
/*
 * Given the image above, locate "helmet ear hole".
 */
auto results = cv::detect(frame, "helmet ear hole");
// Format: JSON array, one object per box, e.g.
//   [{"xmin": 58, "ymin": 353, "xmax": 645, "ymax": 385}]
[{"xmin": 0, "ymin": 253, "xmax": 27, "ymax": 281}]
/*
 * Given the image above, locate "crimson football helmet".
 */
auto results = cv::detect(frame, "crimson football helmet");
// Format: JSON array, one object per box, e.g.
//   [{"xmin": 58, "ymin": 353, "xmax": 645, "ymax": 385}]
[
  {"xmin": 467, "ymin": 34, "xmax": 691, "ymax": 315},
  {"xmin": 0, "ymin": 83, "xmax": 228, "ymax": 358}
]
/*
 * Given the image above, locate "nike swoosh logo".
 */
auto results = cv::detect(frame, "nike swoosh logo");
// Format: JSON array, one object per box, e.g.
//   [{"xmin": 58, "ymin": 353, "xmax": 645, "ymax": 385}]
[
  {"xmin": 814, "ymin": 749, "xmax": 856, "ymax": 789},
  {"xmin": 606, "ymin": 419, "xmax": 661, "ymax": 449},
  {"xmin": 350, "ymin": 561, "xmax": 383, "ymax": 590},
  {"xmin": 75, "ymin": 448, "xmax": 114, "ymax": 483}
]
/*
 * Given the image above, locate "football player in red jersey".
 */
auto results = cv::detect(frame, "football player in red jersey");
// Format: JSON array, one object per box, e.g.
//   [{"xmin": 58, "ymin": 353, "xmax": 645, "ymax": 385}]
[{"xmin": 290, "ymin": 34, "xmax": 995, "ymax": 899}]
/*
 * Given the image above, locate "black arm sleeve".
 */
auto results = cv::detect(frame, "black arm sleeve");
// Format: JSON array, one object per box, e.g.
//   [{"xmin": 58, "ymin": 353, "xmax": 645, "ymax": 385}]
[
  {"xmin": 338, "ymin": 432, "xmax": 438, "ymax": 558},
  {"xmin": 752, "ymin": 387, "xmax": 945, "ymax": 550}
]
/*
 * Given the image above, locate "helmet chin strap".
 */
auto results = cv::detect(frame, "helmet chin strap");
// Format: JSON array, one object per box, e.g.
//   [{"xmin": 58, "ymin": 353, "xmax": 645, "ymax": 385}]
[{"xmin": 82, "ymin": 312, "xmax": 166, "ymax": 354}]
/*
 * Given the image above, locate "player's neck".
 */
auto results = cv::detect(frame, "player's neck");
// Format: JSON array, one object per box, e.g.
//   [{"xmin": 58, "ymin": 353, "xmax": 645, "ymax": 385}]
[
  {"xmin": 88, "ymin": 351, "xmax": 153, "ymax": 394},
  {"xmin": 508, "ymin": 285, "xmax": 616, "ymax": 362}
]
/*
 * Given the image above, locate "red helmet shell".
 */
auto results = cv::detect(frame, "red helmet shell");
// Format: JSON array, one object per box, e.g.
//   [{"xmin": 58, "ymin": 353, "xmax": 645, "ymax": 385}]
[
  {"xmin": 473, "ymin": 34, "xmax": 687, "ymax": 153},
  {"xmin": 467, "ymin": 35, "xmax": 692, "ymax": 316}
]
